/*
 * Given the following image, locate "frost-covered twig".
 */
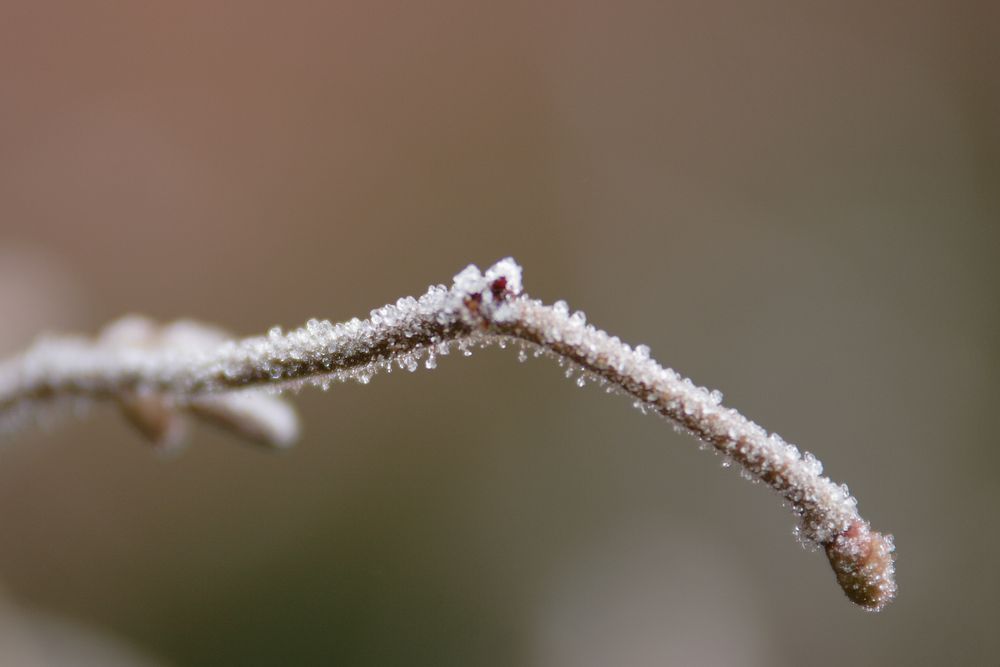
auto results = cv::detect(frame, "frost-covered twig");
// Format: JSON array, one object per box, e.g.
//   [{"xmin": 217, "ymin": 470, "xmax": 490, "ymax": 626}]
[{"xmin": 0, "ymin": 258, "xmax": 896, "ymax": 610}]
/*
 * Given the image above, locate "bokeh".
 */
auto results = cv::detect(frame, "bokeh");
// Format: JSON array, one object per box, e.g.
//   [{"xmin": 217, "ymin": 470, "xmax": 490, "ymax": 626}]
[{"xmin": 1, "ymin": 2, "xmax": 997, "ymax": 665}]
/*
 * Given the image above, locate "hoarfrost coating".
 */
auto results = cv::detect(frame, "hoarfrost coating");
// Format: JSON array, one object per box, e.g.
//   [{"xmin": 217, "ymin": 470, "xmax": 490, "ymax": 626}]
[{"xmin": 0, "ymin": 257, "xmax": 895, "ymax": 610}]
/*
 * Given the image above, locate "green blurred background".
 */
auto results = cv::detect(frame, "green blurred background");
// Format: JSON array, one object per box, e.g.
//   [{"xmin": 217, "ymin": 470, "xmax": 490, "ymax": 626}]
[{"xmin": 1, "ymin": 2, "xmax": 997, "ymax": 665}]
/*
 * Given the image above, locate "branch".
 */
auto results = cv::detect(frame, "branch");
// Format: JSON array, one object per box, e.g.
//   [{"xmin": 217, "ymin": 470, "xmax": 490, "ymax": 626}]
[{"xmin": 0, "ymin": 258, "xmax": 896, "ymax": 610}]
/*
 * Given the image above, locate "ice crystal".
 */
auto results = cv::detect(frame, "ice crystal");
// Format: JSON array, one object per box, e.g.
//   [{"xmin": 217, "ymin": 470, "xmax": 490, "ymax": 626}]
[{"xmin": 0, "ymin": 256, "xmax": 894, "ymax": 610}]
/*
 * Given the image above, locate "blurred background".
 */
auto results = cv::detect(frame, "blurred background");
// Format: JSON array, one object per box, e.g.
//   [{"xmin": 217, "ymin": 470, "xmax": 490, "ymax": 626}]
[{"xmin": 1, "ymin": 1, "xmax": 997, "ymax": 665}]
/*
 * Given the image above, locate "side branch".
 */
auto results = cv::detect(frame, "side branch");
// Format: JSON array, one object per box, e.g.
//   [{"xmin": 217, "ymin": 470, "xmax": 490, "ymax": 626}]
[{"xmin": 0, "ymin": 258, "xmax": 896, "ymax": 610}]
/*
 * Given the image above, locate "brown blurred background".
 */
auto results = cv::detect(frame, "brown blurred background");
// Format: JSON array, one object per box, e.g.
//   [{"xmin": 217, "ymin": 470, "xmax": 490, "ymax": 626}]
[{"xmin": 1, "ymin": 1, "xmax": 998, "ymax": 665}]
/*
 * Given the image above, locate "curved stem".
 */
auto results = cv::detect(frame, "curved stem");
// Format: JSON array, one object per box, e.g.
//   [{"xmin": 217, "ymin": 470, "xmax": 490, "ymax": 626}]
[{"xmin": 0, "ymin": 258, "xmax": 896, "ymax": 610}]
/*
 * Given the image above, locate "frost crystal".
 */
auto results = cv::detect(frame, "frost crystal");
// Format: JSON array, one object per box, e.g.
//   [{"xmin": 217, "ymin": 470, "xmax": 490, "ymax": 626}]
[{"xmin": 0, "ymin": 256, "xmax": 895, "ymax": 610}]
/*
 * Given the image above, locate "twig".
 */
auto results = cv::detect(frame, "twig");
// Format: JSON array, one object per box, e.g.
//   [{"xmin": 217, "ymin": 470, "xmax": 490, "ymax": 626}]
[{"xmin": 0, "ymin": 258, "xmax": 896, "ymax": 610}]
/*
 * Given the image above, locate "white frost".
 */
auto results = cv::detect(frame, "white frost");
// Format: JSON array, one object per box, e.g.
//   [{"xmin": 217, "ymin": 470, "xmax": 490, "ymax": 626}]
[{"xmin": 0, "ymin": 256, "xmax": 894, "ymax": 608}]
